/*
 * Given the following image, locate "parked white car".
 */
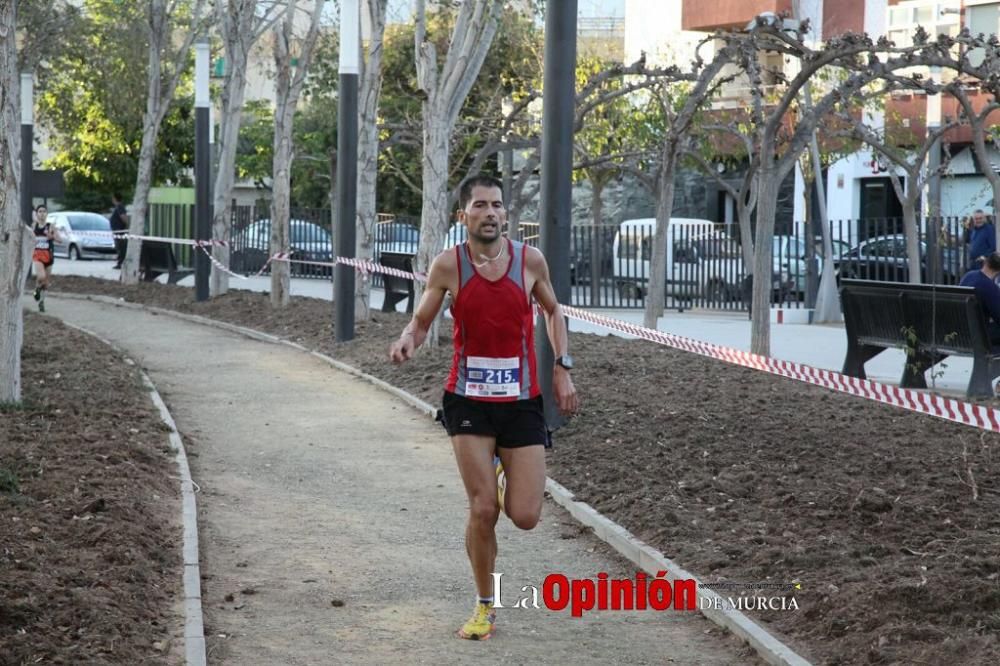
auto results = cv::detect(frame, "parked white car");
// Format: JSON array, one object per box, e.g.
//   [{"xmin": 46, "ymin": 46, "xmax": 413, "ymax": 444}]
[
  {"xmin": 48, "ymin": 211, "xmax": 117, "ymax": 260},
  {"xmin": 613, "ymin": 218, "xmax": 793, "ymax": 302}
]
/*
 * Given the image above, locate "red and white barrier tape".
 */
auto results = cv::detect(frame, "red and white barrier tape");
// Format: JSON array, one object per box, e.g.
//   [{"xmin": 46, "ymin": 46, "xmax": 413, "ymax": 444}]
[
  {"xmin": 559, "ymin": 305, "xmax": 1000, "ymax": 434},
  {"xmin": 72, "ymin": 230, "xmax": 230, "ymax": 247},
  {"xmin": 195, "ymin": 244, "xmax": 284, "ymax": 280},
  {"xmin": 106, "ymin": 231, "xmax": 1000, "ymax": 433}
]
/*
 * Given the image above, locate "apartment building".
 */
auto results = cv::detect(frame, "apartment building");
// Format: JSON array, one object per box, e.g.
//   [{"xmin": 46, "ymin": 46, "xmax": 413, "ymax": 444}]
[{"xmin": 625, "ymin": 0, "xmax": 1000, "ymax": 236}]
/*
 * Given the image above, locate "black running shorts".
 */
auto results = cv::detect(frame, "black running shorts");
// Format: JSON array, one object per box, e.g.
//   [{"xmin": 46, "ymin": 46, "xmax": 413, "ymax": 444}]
[{"xmin": 440, "ymin": 391, "xmax": 549, "ymax": 448}]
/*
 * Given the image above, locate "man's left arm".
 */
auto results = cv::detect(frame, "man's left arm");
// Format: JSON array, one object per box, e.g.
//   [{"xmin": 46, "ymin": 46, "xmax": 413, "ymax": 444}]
[{"xmin": 527, "ymin": 247, "xmax": 579, "ymax": 416}]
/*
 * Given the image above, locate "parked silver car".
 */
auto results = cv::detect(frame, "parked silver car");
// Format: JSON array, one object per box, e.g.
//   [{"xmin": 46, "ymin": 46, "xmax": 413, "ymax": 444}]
[{"xmin": 48, "ymin": 211, "xmax": 117, "ymax": 260}]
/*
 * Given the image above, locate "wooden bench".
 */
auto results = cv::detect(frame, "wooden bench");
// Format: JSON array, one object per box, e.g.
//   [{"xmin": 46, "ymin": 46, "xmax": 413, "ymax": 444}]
[
  {"xmin": 140, "ymin": 241, "xmax": 193, "ymax": 284},
  {"xmin": 840, "ymin": 278, "xmax": 1000, "ymax": 398},
  {"xmin": 379, "ymin": 251, "xmax": 415, "ymax": 313}
]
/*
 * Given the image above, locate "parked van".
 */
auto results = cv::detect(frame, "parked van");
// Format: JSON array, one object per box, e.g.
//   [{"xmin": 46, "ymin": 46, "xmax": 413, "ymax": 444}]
[{"xmin": 612, "ymin": 217, "xmax": 798, "ymax": 302}]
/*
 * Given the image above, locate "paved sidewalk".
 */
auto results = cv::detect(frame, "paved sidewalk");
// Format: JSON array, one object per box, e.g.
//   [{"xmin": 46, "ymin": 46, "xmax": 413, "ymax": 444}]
[{"xmin": 45, "ymin": 296, "xmax": 750, "ymax": 665}]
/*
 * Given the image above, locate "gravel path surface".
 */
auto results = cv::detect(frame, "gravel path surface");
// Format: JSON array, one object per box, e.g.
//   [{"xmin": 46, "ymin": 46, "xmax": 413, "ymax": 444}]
[{"xmin": 45, "ymin": 296, "xmax": 754, "ymax": 665}]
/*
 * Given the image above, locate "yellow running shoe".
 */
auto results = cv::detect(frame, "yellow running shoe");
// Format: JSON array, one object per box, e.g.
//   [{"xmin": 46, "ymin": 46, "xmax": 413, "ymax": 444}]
[
  {"xmin": 495, "ymin": 455, "xmax": 506, "ymax": 514},
  {"xmin": 457, "ymin": 602, "xmax": 496, "ymax": 640}
]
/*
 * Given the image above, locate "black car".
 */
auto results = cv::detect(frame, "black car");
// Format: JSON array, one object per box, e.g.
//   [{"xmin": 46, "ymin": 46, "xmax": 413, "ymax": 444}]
[
  {"xmin": 834, "ymin": 235, "xmax": 963, "ymax": 285},
  {"xmin": 231, "ymin": 219, "xmax": 333, "ymax": 276}
]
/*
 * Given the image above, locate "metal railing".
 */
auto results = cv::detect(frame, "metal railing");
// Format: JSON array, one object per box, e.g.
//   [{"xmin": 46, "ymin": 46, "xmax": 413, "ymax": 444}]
[{"xmin": 149, "ymin": 203, "xmax": 982, "ymax": 311}]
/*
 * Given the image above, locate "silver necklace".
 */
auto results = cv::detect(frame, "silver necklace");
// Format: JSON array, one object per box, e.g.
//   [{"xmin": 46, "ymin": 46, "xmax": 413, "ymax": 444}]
[{"xmin": 470, "ymin": 241, "xmax": 505, "ymax": 268}]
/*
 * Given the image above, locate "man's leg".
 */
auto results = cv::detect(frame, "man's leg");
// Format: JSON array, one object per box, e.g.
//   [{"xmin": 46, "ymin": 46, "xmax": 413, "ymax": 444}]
[
  {"xmin": 37, "ymin": 264, "xmax": 50, "ymax": 312},
  {"xmin": 450, "ymin": 434, "xmax": 500, "ymax": 598},
  {"xmin": 451, "ymin": 434, "xmax": 502, "ymax": 639},
  {"xmin": 497, "ymin": 445, "xmax": 546, "ymax": 530},
  {"xmin": 115, "ymin": 238, "xmax": 126, "ymax": 267}
]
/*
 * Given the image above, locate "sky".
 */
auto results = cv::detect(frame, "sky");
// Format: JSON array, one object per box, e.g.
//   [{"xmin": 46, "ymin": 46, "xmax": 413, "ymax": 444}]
[{"xmin": 577, "ymin": 0, "xmax": 624, "ymax": 18}]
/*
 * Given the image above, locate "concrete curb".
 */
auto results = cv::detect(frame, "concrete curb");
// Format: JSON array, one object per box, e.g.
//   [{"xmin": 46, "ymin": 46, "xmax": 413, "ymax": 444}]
[
  {"xmin": 56, "ymin": 317, "xmax": 206, "ymax": 666},
  {"xmin": 50, "ymin": 293, "xmax": 812, "ymax": 666},
  {"xmin": 543, "ymin": 477, "xmax": 810, "ymax": 666}
]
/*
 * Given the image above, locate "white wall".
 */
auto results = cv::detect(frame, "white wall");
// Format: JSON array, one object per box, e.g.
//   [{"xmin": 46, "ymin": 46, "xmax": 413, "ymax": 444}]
[
  {"xmin": 623, "ymin": 0, "xmax": 706, "ymax": 66},
  {"xmin": 941, "ymin": 176, "xmax": 994, "ymax": 218},
  {"xmin": 864, "ymin": 0, "xmax": 888, "ymax": 37},
  {"xmin": 795, "ymin": 0, "xmax": 824, "ymax": 42}
]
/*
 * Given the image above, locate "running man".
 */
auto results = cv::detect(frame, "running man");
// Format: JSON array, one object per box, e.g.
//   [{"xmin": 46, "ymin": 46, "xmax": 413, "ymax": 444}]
[
  {"xmin": 31, "ymin": 205, "xmax": 60, "ymax": 312},
  {"xmin": 389, "ymin": 174, "xmax": 579, "ymax": 640}
]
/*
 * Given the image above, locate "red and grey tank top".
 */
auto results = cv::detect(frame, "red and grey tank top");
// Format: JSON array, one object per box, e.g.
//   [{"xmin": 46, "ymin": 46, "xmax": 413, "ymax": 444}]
[{"xmin": 446, "ymin": 239, "xmax": 539, "ymax": 402}]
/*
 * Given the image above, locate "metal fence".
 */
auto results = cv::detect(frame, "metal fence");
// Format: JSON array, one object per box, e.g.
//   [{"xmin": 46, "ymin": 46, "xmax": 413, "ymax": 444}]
[
  {"xmin": 148, "ymin": 203, "xmax": 194, "ymax": 266},
  {"xmin": 558, "ymin": 216, "xmax": 976, "ymax": 311},
  {"xmin": 149, "ymin": 203, "xmax": 983, "ymax": 311}
]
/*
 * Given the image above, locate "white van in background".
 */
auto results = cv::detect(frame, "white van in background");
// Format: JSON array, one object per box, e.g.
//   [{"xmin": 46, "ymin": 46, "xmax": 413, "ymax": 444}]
[
  {"xmin": 613, "ymin": 218, "xmax": 733, "ymax": 300},
  {"xmin": 613, "ymin": 218, "xmax": 795, "ymax": 303}
]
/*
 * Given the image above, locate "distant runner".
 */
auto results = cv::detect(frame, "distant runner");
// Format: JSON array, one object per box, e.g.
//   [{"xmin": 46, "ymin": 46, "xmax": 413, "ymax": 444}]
[{"xmin": 31, "ymin": 205, "xmax": 60, "ymax": 312}]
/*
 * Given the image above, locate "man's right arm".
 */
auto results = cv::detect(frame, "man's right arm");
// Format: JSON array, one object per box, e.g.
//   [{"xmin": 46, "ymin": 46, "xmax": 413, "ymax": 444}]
[{"xmin": 389, "ymin": 253, "xmax": 451, "ymax": 363}]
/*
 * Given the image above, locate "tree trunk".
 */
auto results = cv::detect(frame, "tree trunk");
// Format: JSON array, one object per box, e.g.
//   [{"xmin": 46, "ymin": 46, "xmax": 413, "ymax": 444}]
[
  {"xmin": 644, "ymin": 146, "xmax": 677, "ymax": 329},
  {"xmin": 211, "ymin": 0, "xmax": 257, "ymax": 297},
  {"xmin": 588, "ymin": 177, "xmax": 605, "ymax": 305},
  {"xmin": 121, "ymin": 27, "xmax": 165, "ymax": 285},
  {"xmin": 414, "ymin": 113, "xmax": 450, "ymax": 345},
  {"xmin": 354, "ymin": 0, "xmax": 387, "ymax": 320},
  {"xmin": 736, "ymin": 204, "xmax": 755, "ymax": 268},
  {"xmin": 268, "ymin": 0, "xmax": 324, "ymax": 308},
  {"xmin": 751, "ymin": 170, "xmax": 780, "ymax": 356},
  {"xmin": 269, "ymin": 92, "xmax": 293, "ymax": 308},
  {"xmin": 0, "ymin": 0, "xmax": 32, "ymax": 402},
  {"xmin": 902, "ymin": 199, "xmax": 921, "ymax": 284},
  {"xmin": 412, "ymin": 0, "xmax": 501, "ymax": 345}
]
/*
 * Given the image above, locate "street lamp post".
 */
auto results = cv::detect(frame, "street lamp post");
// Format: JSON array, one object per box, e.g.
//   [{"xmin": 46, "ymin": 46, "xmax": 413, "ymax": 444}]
[
  {"xmin": 537, "ymin": 0, "xmax": 577, "ymax": 431},
  {"xmin": 194, "ymin": 39, "xmax": 211, "ymax": 302},
  {"xmin": 20, "ymin": 72, "xmax": 33, "ymax": 227},
  {"xmin": 335, "ymin": 0, "xmax": 360, "ymax": 342}
]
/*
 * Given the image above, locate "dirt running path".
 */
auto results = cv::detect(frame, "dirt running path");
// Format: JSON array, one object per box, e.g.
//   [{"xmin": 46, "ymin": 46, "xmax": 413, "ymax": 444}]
[{"xmin": 46, "ymin": 297, "xmax": 752, "ymax": 665}]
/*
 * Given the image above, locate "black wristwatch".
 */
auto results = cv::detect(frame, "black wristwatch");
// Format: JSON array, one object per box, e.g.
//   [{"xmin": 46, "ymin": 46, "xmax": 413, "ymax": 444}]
[{"xmin": 555, "ymin": 354, "xmax": 574, "ymax": 371}]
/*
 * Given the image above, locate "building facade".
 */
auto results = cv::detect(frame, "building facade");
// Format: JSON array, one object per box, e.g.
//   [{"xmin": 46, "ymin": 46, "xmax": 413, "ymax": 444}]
[{"xmin": 625, "ymin": 0, "xmax": 1000, "ymax": 243}]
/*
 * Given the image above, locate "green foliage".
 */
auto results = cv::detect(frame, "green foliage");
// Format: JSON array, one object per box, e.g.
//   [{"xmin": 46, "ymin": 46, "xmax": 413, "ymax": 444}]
[
  {"xmin": 232, "ymin": 98, "xmax": 336, "ymax": 210},
  {"xmin": 370, "ymin": 7, "xmax": 543, "ymax": 216},
  {"xmin": 291, "ymin": 100, "xmax": 337, "ymax": 209},
  {"xmin": 34, "ymin": 0, "xmax": 195, "ymax": 211},
  {"xmin": 573, "ymin": 55, "xmax": 662, "ymax": 193},
  {"xmin": 17, "ymin": 0, "xmax": 83, "ymax": 71},
  {"xmin": 235, "ymin": 100, "xmax": 276, "ymax": 188}
]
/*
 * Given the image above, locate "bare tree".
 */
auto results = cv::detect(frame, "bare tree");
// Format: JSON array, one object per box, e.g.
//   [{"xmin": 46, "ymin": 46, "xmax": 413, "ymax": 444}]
[
  {"xmin": 642, "ymin": 43, "xmax": 739, "ymax": 328},
  {"xmin": 354, "ymin": 0, "xmax": 387, "ymax": 320},
  {"xmin": 0, "ymin": 0, "xmax": 34, "ymax": 403},
  {"xmin": 844, "ymin": 103, "xmax": 957, "ymax": 283},
  {"xmin": 683, "ymin": 117, "xmax": 760, "ymax": 269},
  {"xmin": 269, "ymin": 0, "xmax": 325, "ymax": 307},
  {"xmin": 413, "ymin": 0, "xmax": 502, "ymax": 344},
  {"xmin": 210, "ymin": 0, "xmax": 286, "ymax": 297},
  {"xmin": 121, "ymin": 0, "xmax": 210, "ymax": 285},
  {"xmin": 738, "ymin": 20, "xmax": 914, "ymax": 355}
]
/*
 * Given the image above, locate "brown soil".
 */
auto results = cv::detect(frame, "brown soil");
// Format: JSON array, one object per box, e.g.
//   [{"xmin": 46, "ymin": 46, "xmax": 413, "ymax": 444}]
[
  {"xmin": 0, "ymin": 312, "xmax": 182, "ymax": 666},
  {"xmin": 49, "ymin": 276, "xmax": 1000, "ymax": 665}
]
